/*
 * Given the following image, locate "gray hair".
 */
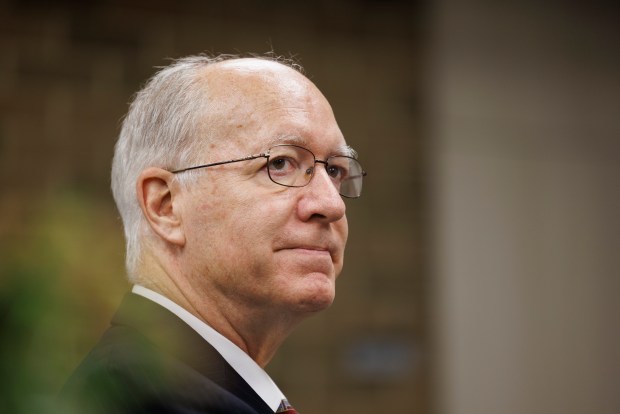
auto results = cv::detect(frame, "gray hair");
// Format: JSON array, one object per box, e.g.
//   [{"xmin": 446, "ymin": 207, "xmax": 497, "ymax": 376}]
[{"xmin": 111, "ymin": 53, "xmax": 302, "ymax": 281}]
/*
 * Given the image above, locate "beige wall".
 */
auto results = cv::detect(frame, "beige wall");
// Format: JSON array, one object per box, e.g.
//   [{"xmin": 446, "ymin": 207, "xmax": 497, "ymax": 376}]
[{"xmin": 430, "ymin": 2, "xmax": 620, "ymax": 413}]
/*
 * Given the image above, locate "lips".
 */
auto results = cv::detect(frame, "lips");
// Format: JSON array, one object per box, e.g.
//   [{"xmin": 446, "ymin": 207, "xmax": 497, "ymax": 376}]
[
  {"xmin": 278, "ymin": 245, "xmax": 331, "ymax": 255},
  {"xmin": 289, "ymin": 245, "xmax": 329, "ymax": 252},
  {"xmin": 275, "ymin": 239, "xmax": 340, "ymax": 259}
]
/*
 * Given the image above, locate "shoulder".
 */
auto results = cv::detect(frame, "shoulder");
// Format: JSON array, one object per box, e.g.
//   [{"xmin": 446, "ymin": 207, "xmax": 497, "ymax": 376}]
[{"xmin": 59, "ymin": 325, "xmax": 259, "ymax": 414}]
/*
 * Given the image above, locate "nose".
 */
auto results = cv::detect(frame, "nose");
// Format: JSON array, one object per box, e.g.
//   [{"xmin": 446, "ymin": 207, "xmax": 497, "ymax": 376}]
[{"xmin": 297, "ymin": 165, "xmax": 346, "ymax": 223}]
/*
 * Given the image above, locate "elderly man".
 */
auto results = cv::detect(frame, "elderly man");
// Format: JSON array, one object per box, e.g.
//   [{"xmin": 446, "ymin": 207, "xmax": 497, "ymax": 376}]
[{"xmin": 61, "ymin": 54, "xmax": 365, "ymax": 413}]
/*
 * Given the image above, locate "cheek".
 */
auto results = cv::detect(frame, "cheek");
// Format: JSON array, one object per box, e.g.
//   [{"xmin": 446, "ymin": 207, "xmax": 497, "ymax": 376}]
[
  {"xmin": 338, "ymin": 215, "xmax": 349, "ymax": 242},
  {"xmin": 185, "ymin": 179, "xmax": 297, "ymax": 259},
  {"xmin": 335, "ymin": 216, "xmax": 349, "ymax": 253},
  {"xmin": 204, "ymin": 195, "xmax": 292, "ymax": 253},
  {"xmin": 333, "ymin": 217, "xmax": 349, "ymax": 273}
]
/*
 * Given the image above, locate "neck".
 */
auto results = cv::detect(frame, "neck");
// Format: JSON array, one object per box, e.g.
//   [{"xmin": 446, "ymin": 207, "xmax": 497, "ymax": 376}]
[
  {"xmin": 135, "ymin": 250, "xmax": 304, "ymax": 367},
  {"xmin": 193, "ymin": 297, "xmax": 304, "ymax": 366}
]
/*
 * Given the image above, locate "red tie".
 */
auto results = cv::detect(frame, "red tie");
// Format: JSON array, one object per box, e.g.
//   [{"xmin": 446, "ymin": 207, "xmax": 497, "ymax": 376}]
[{"xmin": 276, "ymin": 399, "xmax": 298, "ymax": 413}]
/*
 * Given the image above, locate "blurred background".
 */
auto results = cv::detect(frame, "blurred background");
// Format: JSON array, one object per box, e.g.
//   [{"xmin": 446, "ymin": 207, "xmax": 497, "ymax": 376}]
[{"xmin": 0, "ymin": 1, "xmax": 618, "ymax": 413}]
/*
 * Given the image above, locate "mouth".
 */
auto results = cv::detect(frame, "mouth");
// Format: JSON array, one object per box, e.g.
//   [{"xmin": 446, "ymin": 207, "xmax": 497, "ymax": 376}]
[
  {"xmin": 274, "ymin": 240, "xmax": 343, "ymax": 277},
  {"xmin": 276, "ymin": 242, "xmax": 338, "ymax": 259},
  {"xmin": 280, "ymin": 245, "xmax": 331, "ymax": 254},
  {"xmin": 274, "ymin": 234, "xmax": 343, "ymax": 264}
]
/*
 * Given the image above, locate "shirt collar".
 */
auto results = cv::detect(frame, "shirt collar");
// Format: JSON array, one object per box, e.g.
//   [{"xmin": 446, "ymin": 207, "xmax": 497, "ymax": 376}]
[{"xmin": 132, "ymin": 284, "xmax": 285, "ymax": 412}]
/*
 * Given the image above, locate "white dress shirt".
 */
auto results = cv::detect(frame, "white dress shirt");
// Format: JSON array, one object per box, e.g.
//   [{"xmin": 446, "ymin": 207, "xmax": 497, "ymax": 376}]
[{"xmin": 132, "ymin": 285, "xmax": 285, "ymax": 412}]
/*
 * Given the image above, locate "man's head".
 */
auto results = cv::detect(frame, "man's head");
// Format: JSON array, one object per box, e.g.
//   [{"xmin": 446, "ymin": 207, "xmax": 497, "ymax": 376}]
[{"xmin": 111, "ymin": 54, "xmax": 362, "ymax": 321}]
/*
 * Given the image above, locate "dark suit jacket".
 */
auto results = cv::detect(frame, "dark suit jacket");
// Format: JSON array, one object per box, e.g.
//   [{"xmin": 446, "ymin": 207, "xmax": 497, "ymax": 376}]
[{"xmin": 60, "ymin": 293, "xmax": 275, "ymax": 414}]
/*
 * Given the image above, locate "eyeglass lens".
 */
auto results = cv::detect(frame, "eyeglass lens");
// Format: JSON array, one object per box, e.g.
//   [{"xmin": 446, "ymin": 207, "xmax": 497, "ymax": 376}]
[{"xmin": 266, "ymin": 145, "xmax": 364, "ymax": 198}]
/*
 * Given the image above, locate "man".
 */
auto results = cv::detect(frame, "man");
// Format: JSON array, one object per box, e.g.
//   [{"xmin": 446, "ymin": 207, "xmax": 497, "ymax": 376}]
[{"xmin": 60, "ymin": 53, "xmax": 366, "ymax": 413}]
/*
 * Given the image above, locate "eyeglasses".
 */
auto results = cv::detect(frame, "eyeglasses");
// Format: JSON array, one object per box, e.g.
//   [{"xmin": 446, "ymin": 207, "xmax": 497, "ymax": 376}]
[{"xmin": 170, "ymin": 144, "xmax": 367, "ymax": 198}]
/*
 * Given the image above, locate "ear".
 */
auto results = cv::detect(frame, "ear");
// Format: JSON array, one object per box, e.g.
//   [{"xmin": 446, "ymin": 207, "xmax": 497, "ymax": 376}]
[{"xmin": 136, "ymin": 167, "xmax": 186, "ymax": 247}]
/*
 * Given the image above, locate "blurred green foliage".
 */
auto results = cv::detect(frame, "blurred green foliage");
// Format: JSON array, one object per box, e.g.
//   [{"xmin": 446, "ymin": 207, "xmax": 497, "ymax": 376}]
[{"xmin": 0, "ymin": 190, "xmax": 128, "ymax": 413}]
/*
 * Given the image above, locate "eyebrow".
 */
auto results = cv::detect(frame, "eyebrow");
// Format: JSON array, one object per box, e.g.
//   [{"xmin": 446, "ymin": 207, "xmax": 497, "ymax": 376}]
[{"xmin": 264, "ymin": 135, "xmax": 358, "ymax": 158}]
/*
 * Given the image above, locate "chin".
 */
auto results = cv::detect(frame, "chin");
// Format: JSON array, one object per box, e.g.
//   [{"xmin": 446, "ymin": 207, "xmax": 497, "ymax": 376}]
[{"xmin": 296, "ymin": 273, "xmax": 336, "ymax": 313}]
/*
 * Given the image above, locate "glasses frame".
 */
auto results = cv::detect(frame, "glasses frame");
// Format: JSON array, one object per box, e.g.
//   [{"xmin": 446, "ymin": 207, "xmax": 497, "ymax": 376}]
[{"xmin": 170, "ymin": 144, "xmax": 367, "ymax": 198}]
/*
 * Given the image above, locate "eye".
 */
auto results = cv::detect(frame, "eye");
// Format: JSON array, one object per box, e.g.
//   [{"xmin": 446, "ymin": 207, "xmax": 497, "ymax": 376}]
[
  {"xmin": 326, "ymin": 165, "xmax": 343, "ymax": 179},
  {"xmin": 326, "ymin": 159, "xmax": 350, "ymax": 181},
  {"xmin": 267, "ymin": 156, "xmax": 298, "ymax": 176}
]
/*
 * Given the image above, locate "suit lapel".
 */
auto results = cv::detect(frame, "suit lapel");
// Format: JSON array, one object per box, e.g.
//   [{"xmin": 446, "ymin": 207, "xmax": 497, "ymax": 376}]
[{"xmin": 111, "ymin": 293, "xmax": 274, "ymax": 414}]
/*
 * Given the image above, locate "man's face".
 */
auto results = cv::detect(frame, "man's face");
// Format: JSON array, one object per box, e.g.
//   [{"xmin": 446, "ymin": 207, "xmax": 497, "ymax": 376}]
[{"xmin": 179, "ymin": 61, "xmax": 349, "ymax": 318}]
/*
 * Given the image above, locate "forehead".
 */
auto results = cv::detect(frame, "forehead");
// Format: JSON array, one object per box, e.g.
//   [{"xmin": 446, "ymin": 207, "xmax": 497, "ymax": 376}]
[{"xmin": 202, "ymin": 59, "xmax": 347, "ymax": 156}]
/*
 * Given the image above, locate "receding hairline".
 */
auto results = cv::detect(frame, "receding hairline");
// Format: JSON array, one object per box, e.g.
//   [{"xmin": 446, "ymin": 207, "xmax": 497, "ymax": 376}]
[
  {"xmin": 184, "ymin": 55, "xmax": 352, "ymax": 160},
  {"xmin": 204, "ymin": 56, "xmax": 305, "ymax": 75},
  {"xmin": 196, "ymin": 57, "xmax": 315, "ymax": 99},
  {"xmin": 192, "ymin": 56, "xmax": 330, "ymax": 140}
]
